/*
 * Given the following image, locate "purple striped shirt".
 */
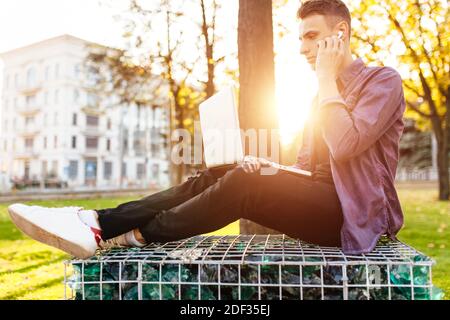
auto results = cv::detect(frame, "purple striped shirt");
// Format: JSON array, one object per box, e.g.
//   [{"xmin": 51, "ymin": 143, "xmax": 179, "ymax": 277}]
[{"xmin": 295, "ymin": 58, "xmax": 406, "ymax": 254}]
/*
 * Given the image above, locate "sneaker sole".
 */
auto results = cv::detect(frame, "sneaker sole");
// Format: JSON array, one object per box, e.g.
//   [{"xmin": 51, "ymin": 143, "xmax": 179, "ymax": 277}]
[{"xmin": 8, "ymin": 207, "xmax": 96, "ymax": 260}]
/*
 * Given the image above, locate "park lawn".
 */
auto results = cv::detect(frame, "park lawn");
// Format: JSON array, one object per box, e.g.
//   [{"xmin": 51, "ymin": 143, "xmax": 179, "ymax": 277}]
[
  {"xmin": 395, "ymin": 188, "xmax": 450, "ymax": 299},
  {"xmin": 0, "ymin": 197, "xmax": 239, "ymax": 300},
  {"xmin": 0, "ymin": 187, "xmax": 448, "ymax": 300}
]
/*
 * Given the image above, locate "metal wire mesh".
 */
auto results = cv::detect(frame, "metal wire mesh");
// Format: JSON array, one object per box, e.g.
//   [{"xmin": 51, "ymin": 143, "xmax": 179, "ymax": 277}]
[{"xmin": 64, "ymin": 234, "xmax": 436, "ymax": 300}]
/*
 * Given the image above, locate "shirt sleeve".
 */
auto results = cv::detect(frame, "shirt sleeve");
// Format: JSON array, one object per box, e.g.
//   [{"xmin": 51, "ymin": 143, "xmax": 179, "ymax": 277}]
[{"xmin": 318, "ymin": 67, "xmax": 405, "ymax": 162}]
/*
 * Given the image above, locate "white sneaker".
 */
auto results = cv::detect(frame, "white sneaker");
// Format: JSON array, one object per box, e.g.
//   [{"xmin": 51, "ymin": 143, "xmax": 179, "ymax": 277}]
[{"xmin": 8, "ymin": 203, "xmax": 100, "ymax": 259}]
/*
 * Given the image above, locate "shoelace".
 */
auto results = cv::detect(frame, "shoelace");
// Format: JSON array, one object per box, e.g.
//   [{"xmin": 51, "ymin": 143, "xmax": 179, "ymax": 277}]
[{"xmin": 98, "ymin": 234, "xmax": 128, "ymax": 250}]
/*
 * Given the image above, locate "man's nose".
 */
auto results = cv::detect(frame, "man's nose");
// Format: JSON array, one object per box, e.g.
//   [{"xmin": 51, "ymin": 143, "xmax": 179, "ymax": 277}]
[{"xmin": 300, "ymin": 42, "xmax": 309, "ymax": 56}]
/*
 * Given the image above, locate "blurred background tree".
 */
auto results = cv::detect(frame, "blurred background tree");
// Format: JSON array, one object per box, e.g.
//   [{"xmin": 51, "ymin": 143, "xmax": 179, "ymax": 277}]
[
  {"xmin": 349, "ymin": 0, "xmax": 449, "ymax": 200},
  {"xmin": 399, "ymin": 118, "xmax": 432, "ymax": 169},
  {"xmin": 86, "ymin": 0, "xmax": 234, "ymax": 185}
]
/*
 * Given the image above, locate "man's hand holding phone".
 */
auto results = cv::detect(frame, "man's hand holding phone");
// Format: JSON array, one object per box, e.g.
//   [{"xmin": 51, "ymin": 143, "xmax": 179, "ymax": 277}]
[{"xmin": 315, "ymin": 31, "xmax": 345, "ymax": 80}]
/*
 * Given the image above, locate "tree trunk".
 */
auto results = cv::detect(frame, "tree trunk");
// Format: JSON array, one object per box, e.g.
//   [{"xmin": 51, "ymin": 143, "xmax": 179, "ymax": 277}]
[
  {"xmin": 170, "ymin": 98, "xmax": 186, "ymax": 186},
  {"xmin": 437, "ymin": 138, "xmax": 449, "ymax": 200},
  {"xmin": 438, "ymin": 87, "xmax": 450, "ymax": 200},
  {"xmin": 238, "ymin": 0, "xmax": 281, "ymax": 235},
  {"xmin": 200, "ymin": 0, "xmax": 216, "ymax": 98}
]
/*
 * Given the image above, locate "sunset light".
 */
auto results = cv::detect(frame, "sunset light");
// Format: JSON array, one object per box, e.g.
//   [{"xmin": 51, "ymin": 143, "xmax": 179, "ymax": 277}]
[{"xmin": 274, "ymin": 0, "xmax": 317, "ymax": 146}]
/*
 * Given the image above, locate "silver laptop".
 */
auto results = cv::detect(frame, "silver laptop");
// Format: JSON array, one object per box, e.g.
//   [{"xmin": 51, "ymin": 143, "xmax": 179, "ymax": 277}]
[{"xmin": 199, "ymin": 86, "xmax": 312, "ymax": 178}]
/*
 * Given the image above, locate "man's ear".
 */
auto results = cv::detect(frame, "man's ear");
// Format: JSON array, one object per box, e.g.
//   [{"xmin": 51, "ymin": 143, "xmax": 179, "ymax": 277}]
[{"xmin": 335, "ymin": 21, "xmax": 349, "ymax": 39}]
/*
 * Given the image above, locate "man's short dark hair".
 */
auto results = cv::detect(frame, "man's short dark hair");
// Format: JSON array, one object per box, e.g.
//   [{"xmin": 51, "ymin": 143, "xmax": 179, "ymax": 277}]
[{"xmin": 297, "ymin": 0, "xmax": 351, "ymax": 36}]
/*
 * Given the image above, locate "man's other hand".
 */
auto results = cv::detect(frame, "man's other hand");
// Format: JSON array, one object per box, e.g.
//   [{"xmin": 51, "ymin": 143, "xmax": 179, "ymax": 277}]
[{"xmin": 240, "ymin": 156, "xmax": 272, "ymax": 174}]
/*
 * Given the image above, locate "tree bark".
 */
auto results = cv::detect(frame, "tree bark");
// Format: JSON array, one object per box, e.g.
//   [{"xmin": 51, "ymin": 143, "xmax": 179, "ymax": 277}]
[
  {"xmin": 428, "ymin": 113, "xmax": 448, "ymax": 201},
  {"xmin": 438, "ymin": 86, "xmax": 450, "ymax": 200},
  {"xmin": 238, "ymin": 0, "xmax": 281, "ymax": 234},
  {"xmin": 437, "ymin": 138, "xmax": 449, "ymax": 200},
  {"xmin": 200, "ymin": 0, "xmax": 216, "ymax": 98}
]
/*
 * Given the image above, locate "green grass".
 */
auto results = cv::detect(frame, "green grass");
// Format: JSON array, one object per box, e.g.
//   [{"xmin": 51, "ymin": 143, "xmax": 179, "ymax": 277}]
[
  {"xmin": 395, "ymin": 188, "xmax": 450, "ymax": 299},
  {"xmin": 0, "ymin": 197, "xmax": 239, "ymax": 300},
  {"xmin": 0, "ymin": 188, "xmax": 448, "ymax": 300}
]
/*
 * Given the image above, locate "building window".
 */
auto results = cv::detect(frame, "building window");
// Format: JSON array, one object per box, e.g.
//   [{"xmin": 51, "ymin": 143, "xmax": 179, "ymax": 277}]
[
  {"xmin": 71, "ymin": 136, "xmax": 77, "ymax": 149},
  {"xmin": 43, "ymin": 137, "xmax": 47, "ymax": 149},
  {"xmin": 106, "ymin": 139, "xmax": 111, "ymax": 151},
  {"xmin": 137, "ymin": 163, "xmax": 146, "ymax": 179},
  {"xmin": 54, "ymin": 113, "xmax": 58, "ymax": 125},
  {"xmin": 25, "ymin": 116, "xmax": 34, "ymax": 126},
  {"xmin": 45, "ymin": 66, "xmax": 50, "ymax": 81},
  {"xmin": 86, "ymin": 115, "xmax": 99, "ymax": 127},
  {"xmin": 152, "ymin": 163, "xmax": 160, "ymax": 179},
  {"xmin": 54, "ymin": 89, "xmax": 59, "ymax": 104},
  {"xmin": 42, "ymin": 161, "xmax": 48, "ymax": 177},
  {"xmin": 55, "ymin": 64, "xmax": 60, "ymax": 79},
  {"xmin": 24, "ymin": 161, "xmax": 30, "ymax": 179},
  {"xmin": 26, "ymin": 95, "xmax": 36, "ymax": 107},
  {"xmin": 72, "ymin": 113, "xmax": 78, "ymax": 126},
  {"xmin": 68, "ymin": 160, "xmax": 78, "ymax": 180},
  {"xmin": 107, "ymin": 118, "xmax": 112, "ymax": 130},
  {"xmin": 25, "ymin": 138, "xmax": 34, "ymax": 149},
  {"xmin": 54, "ymin": 136, "xmax": 58, "ymax": 148},
  {"xmin": 50, "ymin": 160, "xmax": 58, "ymax": 177},
  {"xmin": 85, "ymin": 160, "xmax": 97, "ymax": 179},
  {"xmin": 74, "ymin": 64, "xmax": 81, "ymax": 78},
  {"xmin": 87, "ymin": 93, "xmax": 98, "ymax": 107},
  {"xmin": 73, "ymin": 89, "xmax": 79, "ymax": 103},
  {"xmin": 86, "ymin": 137, "xmax": 98, "ymax": 149},
  {"xmin": 26, "ymin": 68, "xmax": 36, "ymax": 87},
  {"xmin": 121, "ymin": 162, "xmax": 127, "ymax": 178},
  {"xmin": 123, "ymin": 135, "xmax": 128, "ymax": 151},
  {"xmin": 104, "ymin": 161, "xmax": 112, "ymax": 180},
  {"xmin": 44, "ymin": 92, "xmax": 49, "ymax": 104}
]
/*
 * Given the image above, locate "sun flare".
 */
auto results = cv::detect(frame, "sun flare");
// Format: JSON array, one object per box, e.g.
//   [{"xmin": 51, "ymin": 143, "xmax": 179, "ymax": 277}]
[{"xmin": 275, "ymin": 41, "xmax": 317, "ymax": 146}]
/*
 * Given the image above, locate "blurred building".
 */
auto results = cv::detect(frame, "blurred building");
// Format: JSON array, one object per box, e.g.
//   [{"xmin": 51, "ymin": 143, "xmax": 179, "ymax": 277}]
[
  {"xmin": 395, "ymin": 118, "xmax": 443, "ymax": 181},
  {"xmin": 0, "ymin": 34, "xmax": 170, "ymax": 190}
]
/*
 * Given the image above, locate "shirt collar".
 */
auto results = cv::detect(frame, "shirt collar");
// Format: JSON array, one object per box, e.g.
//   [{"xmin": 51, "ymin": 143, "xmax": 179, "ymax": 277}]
[{"xmin": 336, "ymin": 57, "xmax": 365, "ymax": 89}]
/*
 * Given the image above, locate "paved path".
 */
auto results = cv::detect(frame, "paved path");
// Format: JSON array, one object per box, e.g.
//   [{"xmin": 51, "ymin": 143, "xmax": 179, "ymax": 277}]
[
  {"xmin": 0, "ymin": 181, "xmax": 439, "ymax": 203},
  {"xmin": 0, "ymin": 188, "xmax": 160, "ymax": 203}
]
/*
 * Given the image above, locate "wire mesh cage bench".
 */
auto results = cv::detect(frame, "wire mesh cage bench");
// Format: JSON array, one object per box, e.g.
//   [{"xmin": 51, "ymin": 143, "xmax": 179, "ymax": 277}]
[{"xmin": 64, "ymin": 234, "xmax": 442, "ymax": 300}]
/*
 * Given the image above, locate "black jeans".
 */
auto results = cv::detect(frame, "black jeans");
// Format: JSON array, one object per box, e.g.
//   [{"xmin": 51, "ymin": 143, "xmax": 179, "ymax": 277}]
[{"xmin": 97, "ymin": 165, "xmax": 344, "ymax": 247}]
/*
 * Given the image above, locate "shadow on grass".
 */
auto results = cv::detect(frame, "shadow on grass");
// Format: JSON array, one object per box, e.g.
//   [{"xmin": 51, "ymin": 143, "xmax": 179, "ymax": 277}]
[
  {"xmin": 0, "ymin": 256, "xmax": 66, "ymax": 277},
  {"xmin": 0, "ymin": 276, "xmax": 64, "ymax": 300}
]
